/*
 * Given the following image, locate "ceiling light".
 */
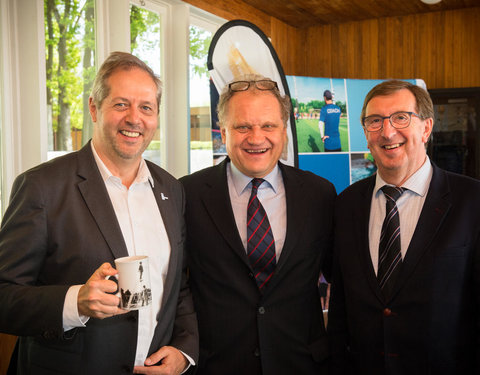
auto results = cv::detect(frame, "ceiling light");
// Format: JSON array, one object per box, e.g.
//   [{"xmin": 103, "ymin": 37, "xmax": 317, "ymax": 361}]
[{"xmin": 421, "ymin": 0, "xmax": 442, "ymax": 4}]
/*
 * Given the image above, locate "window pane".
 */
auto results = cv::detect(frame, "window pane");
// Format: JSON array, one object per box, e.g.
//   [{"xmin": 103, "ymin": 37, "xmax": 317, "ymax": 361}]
[
  {"xmin": 45, "ymin": 0, "xmax": 96, "ymax": 160},
  {"xmin": 189, "ymin": 25, "xmax": 213, "ymax": 173},
  {"xmin": 0, "ymin": 83, "xmax": 3, "ymax": 215},
  {"xmin": 130, "ymin": 3, "xmax": 162, "ymax": 167}
]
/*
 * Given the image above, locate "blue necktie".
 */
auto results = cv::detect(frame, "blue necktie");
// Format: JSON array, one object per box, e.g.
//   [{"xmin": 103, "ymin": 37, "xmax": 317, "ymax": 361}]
[
  {"xmin": 378, "ymin": 185, "xmax": 405, "ymax": 298},
  {"xmin": 247, "ymin": 178, "xmax": 276, "ymax": 290}
]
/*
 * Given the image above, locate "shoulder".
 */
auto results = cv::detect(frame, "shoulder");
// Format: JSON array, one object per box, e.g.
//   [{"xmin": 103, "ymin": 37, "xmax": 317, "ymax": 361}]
[
  {"xmin": 146, "ymin": 160, "xmax": 181, "ymax": 189},
  {"xmin": 280, "ymin": 163, "xmax": 336, "ymax": 194},
  {"xmin": 338, "ymin": 175, "xmax": 374, "ymax": 201},
  {"xmin": 435, "ymin": 166, "xmax": 480, "ymax": 194},
  {"xmin": 180, "ymin": 163, "xmax": 224, "ymax": 189},
  {"xmin": 13, "ymin": 151, "xmax": 80, "ymax": 187}
]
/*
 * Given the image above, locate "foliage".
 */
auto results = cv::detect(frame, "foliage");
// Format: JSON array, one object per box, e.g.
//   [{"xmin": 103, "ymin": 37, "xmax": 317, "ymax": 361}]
[
  {"xmin": 130, "ymin": 6, "xmax": 160, "ymax": 53},
  {"xmin": 45, "ymin": 0, "xmax": 95, "ymax": 150},
  {"xmin": 190, "ymin": 25, "xmax": 212, "ymax": 77},
  {"xmin": 45, "ymin": 1, "xmax": 213, "ymax": 151},
  {"xmin": 292, "ymin": 99, "xmax": 347, "ymax": 115}
]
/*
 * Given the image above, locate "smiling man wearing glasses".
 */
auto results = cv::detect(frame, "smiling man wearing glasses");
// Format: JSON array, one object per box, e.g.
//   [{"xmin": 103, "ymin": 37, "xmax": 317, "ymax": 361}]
[
  {"xmin": 328, "ymin": 80, "xmax": 480, "ymax": 374},
  {"xmin": 180, "ymin": 74, "xmax": 336, "ymax": 374}
]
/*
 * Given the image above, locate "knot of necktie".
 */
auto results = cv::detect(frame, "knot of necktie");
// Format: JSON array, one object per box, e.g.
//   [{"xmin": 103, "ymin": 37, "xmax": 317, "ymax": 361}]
[
  {"xmin": 251, "ymin": 178, "xmax": 265, "ymax": 191},
  {"xmin": 381, "ymin": 185, "xmax": 405, "ymax": 202}
]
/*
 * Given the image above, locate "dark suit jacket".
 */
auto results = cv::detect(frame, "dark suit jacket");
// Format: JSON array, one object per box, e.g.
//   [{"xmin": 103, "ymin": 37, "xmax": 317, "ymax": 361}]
[
  {"xmin": 180, "ymin": 160, "xmax": 336, "ymax": 375},
  {"xmin": 0, "ymin": 142, "xmax": 198, "ymax": 374},
  {"xmin": 328, "ymin": 165, "xmax": 480, "ymax": 375}
]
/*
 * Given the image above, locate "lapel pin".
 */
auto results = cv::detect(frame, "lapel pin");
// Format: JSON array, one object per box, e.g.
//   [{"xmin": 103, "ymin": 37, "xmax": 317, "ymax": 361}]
[{"xmin": 161, "ymin": 193, "xmax": 169, "ymax": 200}]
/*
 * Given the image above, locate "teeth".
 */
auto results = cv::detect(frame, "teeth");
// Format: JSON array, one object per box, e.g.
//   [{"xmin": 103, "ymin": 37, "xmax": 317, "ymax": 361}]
[
  {"xmin": 120, "ymin": 130, "xmax": 140, "ymax": 138},
  {"xmin": 384, "ymin": 144, "xmax": 401, "ymax": 150},
  {"xmin": 246, "ymin": 149, "xmax": 267, "ymax": 153}
]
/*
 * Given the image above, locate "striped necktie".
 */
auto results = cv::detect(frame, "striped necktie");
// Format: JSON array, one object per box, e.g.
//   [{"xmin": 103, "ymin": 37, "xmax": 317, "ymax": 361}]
[
  {"xmin": 378, "ymin": 185, "xmax": 405, "ymax": 299},
  {"xmin": 247, "ymin": 178, "xmax": 276, "ymax": 290}
]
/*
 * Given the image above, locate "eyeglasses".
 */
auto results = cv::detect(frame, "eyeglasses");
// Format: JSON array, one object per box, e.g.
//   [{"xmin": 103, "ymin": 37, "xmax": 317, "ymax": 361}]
[
  {"xmin": 228, "ymin": 79, "xmax": 278, "ymax": 92},
  {"xmin": 362, "ymin": 111, "xmax": 422, "ymax": 132}
]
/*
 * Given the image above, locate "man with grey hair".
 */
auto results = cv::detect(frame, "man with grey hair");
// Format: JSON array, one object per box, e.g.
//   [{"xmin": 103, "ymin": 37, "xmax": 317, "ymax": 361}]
[
  {"xmin": 328, "ymin": 79, "xmax": 480, "ymax": 374},
  {"xmin": 180, "ymin": 74, "xmax": 336, "ymax": 374},
  {"xmin": 0, "ymin": 51, "xmax": 198, "ymax": 374}
]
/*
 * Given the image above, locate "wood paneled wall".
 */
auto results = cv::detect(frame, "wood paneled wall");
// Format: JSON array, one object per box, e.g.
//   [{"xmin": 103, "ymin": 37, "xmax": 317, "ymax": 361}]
[
  {"xmin": 304, "ymin": 7, "xmax": 480, "ymax": 89},
  {"xmin": 185, "ymin": 0, "xmax": 479, "ymax": 89}
]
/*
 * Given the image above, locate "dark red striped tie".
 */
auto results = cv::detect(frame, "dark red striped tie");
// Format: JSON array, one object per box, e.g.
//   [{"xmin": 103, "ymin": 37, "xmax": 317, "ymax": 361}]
[{"xmin": 247, "ymin": 178, "xmax": 276, "ymax": 290}]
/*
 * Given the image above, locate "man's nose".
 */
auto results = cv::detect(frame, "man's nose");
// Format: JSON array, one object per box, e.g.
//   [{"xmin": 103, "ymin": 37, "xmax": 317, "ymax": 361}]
[
  {"xmin": 380, "ymin": 118, "xmax": 397, "ymax": 138},
  {"xmin": 247, "ymin": 126, "xmax": 264, "ymax": 143},
  {"xmin": 126, "ymin": 107, "xmax": 140, "ymax": 124}
]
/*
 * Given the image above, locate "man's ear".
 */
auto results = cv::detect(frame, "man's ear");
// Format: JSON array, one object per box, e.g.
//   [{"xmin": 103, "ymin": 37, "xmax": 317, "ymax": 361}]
[
  {"xmin": 89, "ymin": 97, "xmax": 98, "ymax": 123},
  {"xmin": 220, "ymin": 126, "xmax": 226, "ymax": 144},
  {"xmin": 422, "ymin": 117, "xmax": 434, "ymax": 144}
]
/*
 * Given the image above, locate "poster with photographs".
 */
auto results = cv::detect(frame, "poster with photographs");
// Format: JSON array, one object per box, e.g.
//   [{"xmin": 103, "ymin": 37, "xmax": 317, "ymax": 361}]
[{"xmin": 287, "ymin": 76, "xmax": 426, "ymax": 193}]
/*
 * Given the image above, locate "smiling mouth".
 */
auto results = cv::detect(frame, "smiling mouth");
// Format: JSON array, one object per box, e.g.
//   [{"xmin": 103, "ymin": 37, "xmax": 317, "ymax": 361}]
[
  {"xmin": 120, "ymin": 130, "xmax": 141, "ymax": 138},
  {"xmin": 245, "ymin": 149, "xmax": 268, "ymax": 154},
  {"xmin": 383, "ymin": 143, "xmax": 403, "ymax": 150}
]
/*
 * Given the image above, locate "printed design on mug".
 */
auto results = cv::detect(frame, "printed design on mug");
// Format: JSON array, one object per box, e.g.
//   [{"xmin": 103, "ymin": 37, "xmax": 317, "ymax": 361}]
[
  {"xmin": 120, "ymin": 285, "xmax": 152, "ymax": 309},
  {"xmin": 115, "ymin": 255, "xmax": 153, "ymax": 310}
]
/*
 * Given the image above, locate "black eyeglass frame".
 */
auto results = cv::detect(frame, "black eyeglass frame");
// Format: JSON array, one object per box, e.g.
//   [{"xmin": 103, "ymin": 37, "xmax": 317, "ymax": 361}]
[
  {"xmin": 362, "ymin": 111, "xmax": 423, "ymax": 132},
  {"xmin": 228, "ymin": 79, "xmax": 279, "ymax": 92}
]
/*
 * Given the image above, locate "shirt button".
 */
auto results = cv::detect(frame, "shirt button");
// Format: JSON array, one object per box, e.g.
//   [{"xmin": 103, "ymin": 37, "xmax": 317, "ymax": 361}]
[
  {"xmin": 383, "ymin": 308, "xmax": 392, "ymax": 317},
  {"xmin": 258, "ymin": 306, "xmax": 265, "ymax": 314}
]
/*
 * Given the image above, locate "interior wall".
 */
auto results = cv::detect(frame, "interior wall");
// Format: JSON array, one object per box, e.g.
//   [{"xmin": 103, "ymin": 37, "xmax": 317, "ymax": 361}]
[
  {"xmin": 182, "ymin": 0, "xmax": 480, "ymax": 89},
  {"xmin": 305, "ymin": 7, "xmax": 480, "ymax": 89}
]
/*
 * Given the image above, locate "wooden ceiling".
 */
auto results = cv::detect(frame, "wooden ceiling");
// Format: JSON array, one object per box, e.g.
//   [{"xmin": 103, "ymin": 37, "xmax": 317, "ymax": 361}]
[{"xmin": 240, "ymin": 0, "xmax": 480, "ymax": 27}]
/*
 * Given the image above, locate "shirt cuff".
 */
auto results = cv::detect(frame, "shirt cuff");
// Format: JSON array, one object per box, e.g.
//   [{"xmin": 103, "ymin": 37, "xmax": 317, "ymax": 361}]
[
  {"xmin": 63, "ymin": 285, "xmax": 90, "ymax": 331},
  {"xmin": 180, "ymin": 350, "xmax": 195, "ymax": 374}
]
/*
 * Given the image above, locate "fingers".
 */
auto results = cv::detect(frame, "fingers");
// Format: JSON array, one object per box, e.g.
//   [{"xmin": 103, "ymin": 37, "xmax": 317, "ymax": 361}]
[
  {"xmin": 133, "ymin": 346, "xmax": 187, "ymax": 375},
  {"xmin": 77, "ymin": 263, "xmax": 122, "ymax": 318},
  {"xmin": 144, "ymin": 346, "xmax": 168, "ymax": 366}
]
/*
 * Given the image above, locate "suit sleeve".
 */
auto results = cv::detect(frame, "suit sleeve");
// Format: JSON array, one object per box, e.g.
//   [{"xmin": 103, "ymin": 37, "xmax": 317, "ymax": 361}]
[
  {"xmin": 0, "ymin": 172, "xmax": 68, "ymax": 337},
  {"xmin": 474, "ymin": 229, "xmax": 480, "ymax": 371},
  {"xmin": 327, "ymin": 197, "xmax": 352, "ymax": 374},
  {"xmin": 169, "ymin": 185, "xmax": 199, "ymax": 363}
]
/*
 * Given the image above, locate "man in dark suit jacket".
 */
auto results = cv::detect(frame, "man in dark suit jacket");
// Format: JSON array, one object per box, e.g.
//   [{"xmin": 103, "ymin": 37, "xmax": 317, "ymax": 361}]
[
  {"xmin": 181, "ymin": 75, "xmax": 336, "ymax": 374},
  {"xmin": 328, "ymin": 80, "xmax": 480, "ymax": 374},
  {"xmin": 0, "ymin": 52, "xmax": 198, "ymax": 374}
]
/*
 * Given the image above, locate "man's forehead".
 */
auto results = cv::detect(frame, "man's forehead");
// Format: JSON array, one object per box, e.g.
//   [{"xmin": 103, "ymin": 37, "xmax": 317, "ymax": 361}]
[{"xmin": 366, "ymin": 90, "xmax": 416, "ymax": 113}]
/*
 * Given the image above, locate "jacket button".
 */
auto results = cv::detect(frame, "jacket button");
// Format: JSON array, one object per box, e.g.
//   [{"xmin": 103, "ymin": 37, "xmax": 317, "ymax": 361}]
[
  {"xmin": 253, "ymin": 347, "xmax": 260, "ymax": 357},
  {"xmin": 258, "ymin": 306, "xmax": 265, "ymax": 314},
  {"xmin": 248, "ymin": 272, "xmax": 254, "ymax": 279},
  {"xmin": 121, "ymin": 365, "xmax": 131, "ymax": 372},
  {"xmin": 383, "ymin": 308, "xmax": 392, "ymax": 317}
]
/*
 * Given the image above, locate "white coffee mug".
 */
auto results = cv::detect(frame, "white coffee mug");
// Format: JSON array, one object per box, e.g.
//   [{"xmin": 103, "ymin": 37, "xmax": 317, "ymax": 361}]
[{"xmin": 114, "ymin": 255, "xmax": 152, "ymax": 310}]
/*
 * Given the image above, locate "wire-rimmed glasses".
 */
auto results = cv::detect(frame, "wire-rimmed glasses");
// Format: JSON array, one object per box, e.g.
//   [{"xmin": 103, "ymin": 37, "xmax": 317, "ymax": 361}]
[{"xmin": 228, "ymin": 79, "xmax": 278, "ymax": 92}]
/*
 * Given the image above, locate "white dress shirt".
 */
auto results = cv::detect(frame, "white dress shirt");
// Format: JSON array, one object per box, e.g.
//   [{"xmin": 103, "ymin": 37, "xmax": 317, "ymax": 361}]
[
  {"xmin": 368, "ymin": 158, "xmax": 433, "ymax": 274},
  {"xmin": 227, "ymin": 162, "xmax": 287, "ymax": 258},
  {"xmin": 63, "ymin": 143, "xmax": 171, "ymax": 366}
]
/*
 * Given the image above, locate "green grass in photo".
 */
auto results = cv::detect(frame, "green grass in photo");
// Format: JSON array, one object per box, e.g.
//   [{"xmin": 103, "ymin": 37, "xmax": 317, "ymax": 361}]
[{"xmin": 296, "ymin": 117, "xmax": 349, "ymax": 153}]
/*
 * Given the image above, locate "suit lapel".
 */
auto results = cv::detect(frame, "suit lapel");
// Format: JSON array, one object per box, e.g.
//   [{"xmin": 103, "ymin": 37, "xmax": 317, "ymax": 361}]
[
  {"xmin": 356, "ymin": 177, "xmax": 386, "ymax": 303},
  {"xmin": 392, "ymin": 166, "xmax": 451, "ymax": 297},
  {"xmin": 201, "ymin": 160, "xmax": 250, "ymax": 267},
  {"xmin": 76, "ymin": 143, "xmax": 129, "ymax": 260},
  {"xmin": 148, "ymin": 166, "xmax": 182, "ymax": 314},
  {"xmin": 272, "ymin": 164, "xmax": 305, "ymax": 276}
]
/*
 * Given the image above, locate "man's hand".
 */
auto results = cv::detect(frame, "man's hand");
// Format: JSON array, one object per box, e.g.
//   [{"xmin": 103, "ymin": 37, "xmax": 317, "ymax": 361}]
[
  {"xmin": 78, "ymin": 262, "xmax": 125, "ymax": 319},
  {"xmin": 321, "ymin": 135, "xmax": 329, "ymax": 142},
  {"xmin": 133, "ymin": 346, "xmax": 188, "ymax": 375}
]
